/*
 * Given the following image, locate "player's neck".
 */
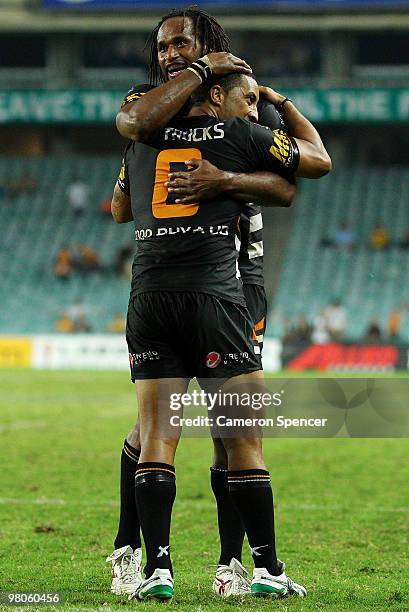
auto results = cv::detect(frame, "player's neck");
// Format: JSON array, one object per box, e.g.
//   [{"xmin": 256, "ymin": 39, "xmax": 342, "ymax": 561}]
[{"xmin": 188, "ymin": 102, "xmax": 220, "ymax": 120}]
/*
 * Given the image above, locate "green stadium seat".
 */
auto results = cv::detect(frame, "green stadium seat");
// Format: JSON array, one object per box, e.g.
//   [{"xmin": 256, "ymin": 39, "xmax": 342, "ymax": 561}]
[
  {"xmin": 0, "ymin": 156, "xmax": 133, "ymax": 333},
  {"xmin": 1, "ymin": 159, "xmax": 408, "ymax": 340},
  {"xmin": 270, "ymin": 166, "xmax": 409, "ymax": 341}
]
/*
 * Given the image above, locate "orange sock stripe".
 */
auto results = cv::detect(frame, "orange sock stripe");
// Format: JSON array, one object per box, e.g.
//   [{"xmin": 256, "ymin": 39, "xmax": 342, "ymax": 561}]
[
  {"xmin": 135, "ymin": 467, "xmax": 175, "ymax": 476},
  {"xmin": 123, "ymin": 447, "xmax": 139, "ymax": 462},
  {"xmin": 123, "ymin": 445, "xmax": 140, "ymax": 460},
  {"xmin": 228, "ymin": 474, "xmax": 270, "ymax": 480}
]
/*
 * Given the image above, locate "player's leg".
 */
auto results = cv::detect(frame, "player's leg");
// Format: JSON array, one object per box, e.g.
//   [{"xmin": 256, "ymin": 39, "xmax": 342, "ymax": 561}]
[
  {"xmin": 202, "ymin": 287, "xmax": 265, "ymax": 594},
  {"xmin": 195, "ymin": 294, "xmax": 262, "ymax": 596},
  {"xmin": 113, "ymin": 422, "xmax": 141, "ymax": 551},
  {"xmin": 107, "ymin": 295, "xmax": 145, "ymax": 595},
  {"xmin": 196, "ymin": 381, "xmax": 246, "ymax": 570},
  {"xmin": 107, "ymin": 296, "xmax": 144, "ymax": 596},
  {"xmin": 131, "ymin": 377, "xmax": 188, "ymax": 601},
  {"xmin": 126, "ymin": 292, "xmax": 196, "ymax": 600},
  {"xmin": 210, "ymin": 437, "xmax": 246, "ymax": 564},
  {"xmin": 209, "ymin": 436, "xmax": 250, "ymax": 596},
  {"xmin": 107, "ymin": 421, "xmax": 143, "ymax": 595},
  {"xmin": 218, "ymin": 369, "xmax": 276, "ymax": 574},
  {"xmin": 210, "ymin": 285, "xmax": 266, "ymax": 570},
  {"xmin": 220, "ymin": 371, "xmax": 306, "ymax": 598}
]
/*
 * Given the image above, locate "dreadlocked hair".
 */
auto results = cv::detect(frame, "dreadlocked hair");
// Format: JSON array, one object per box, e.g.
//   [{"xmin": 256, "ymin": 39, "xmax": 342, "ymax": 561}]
[{"xmin": 146, "ymin": 5, "xmax": 231, "ymax": 86}]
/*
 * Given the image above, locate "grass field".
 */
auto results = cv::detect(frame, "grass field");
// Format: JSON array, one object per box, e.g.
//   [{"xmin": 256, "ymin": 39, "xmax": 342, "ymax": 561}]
[{"xmin": 0, "ymin": 370, "xmax": 408, "ymax": 611}]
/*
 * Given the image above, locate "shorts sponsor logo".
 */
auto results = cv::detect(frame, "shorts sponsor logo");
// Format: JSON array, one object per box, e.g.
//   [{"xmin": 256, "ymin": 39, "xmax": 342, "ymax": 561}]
[
  {"xmin": 129, "ymin": 351, "xmax": 160, "ymax": 367},
  {"xmin": 223, "ymin": 352, "xmax": 250, "ymax": 365},
  {"xmin": 206, "ymin": 351, "xmax": 221, "ymax": 369}
]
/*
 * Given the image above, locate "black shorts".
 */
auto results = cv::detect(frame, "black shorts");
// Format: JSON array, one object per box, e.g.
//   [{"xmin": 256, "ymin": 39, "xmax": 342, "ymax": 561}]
[
  {"xmin": 126, "ymin": 292, "xmax": 261, "ymax": 381},
  {"xmin": 243, "ymin": 284, "xmax": 267, "ymax": 352}
]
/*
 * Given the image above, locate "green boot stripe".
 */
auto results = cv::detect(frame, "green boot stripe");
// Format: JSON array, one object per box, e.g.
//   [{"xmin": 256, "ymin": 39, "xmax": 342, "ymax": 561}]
[
  {"xmin": 251, "ymin": 582, "xmax": 286, "ymax": 595},
  {"xmin": 145, "ymin": 584, "xmax": 174, "ymax": 599}
]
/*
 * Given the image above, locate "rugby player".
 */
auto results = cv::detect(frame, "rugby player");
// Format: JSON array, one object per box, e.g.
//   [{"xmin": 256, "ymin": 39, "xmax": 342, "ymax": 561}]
[
  {"xmin": 107, "ymin": 8, "xmax": 293, "ymax": 598},
  {"xmin": 107, "ymin": 6, "xmax": 330, "ymax": 599},
  {"xmin": 111, "ymin": 69, "xmax": 330, "ymax": 601}
]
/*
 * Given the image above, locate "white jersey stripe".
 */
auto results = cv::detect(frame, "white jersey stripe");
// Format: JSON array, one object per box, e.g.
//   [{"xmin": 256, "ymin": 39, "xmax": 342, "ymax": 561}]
[
  {"xmin": 235, "ymin": 235, "xmax": 241, "ymax": 278},
  {"xmin": 248, "ymin": 241, "xmax": 264, "ymax": 259},
  {"xmin": 249, "ymin": 212, "xmax": 263, "ymax": 233}
]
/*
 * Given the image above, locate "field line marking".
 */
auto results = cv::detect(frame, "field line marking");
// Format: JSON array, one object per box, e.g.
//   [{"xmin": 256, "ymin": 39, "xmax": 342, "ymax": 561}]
[
  {"xmin": 0, "ymin": 498, "xmax": 67, "ymax": 505},
  {"xmin": 0, "ymin": 498, "xmax": 407, "ymax": 513},
  {"xmin": 6, "ymin": 498, "xmax": 126, "ymax": 507},
  {"xmin": 98, "ymin": 409, "xmax": 135, "ymax": 418},
  {"xmin": 281, "ymin": 503, "xmax": 409, "ymax": 513},
  {"xmin": 0, "ymin": 420, "xmax": 48, "ymax": 433},
  {"xmin": 0, "ymin": 498, "xmax": 117, "ymax": 507}
]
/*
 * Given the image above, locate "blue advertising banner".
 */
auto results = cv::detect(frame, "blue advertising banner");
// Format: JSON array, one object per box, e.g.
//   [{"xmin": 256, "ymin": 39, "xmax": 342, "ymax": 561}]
[{"xmin": 41, "ymin": 0, "xmax": 409, "ymax": 10}]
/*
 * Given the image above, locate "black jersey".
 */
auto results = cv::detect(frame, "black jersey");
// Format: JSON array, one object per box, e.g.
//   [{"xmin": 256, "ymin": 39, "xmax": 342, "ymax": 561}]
[
  {"xmin": 118, "ymin": 113, "xmax": 298, "ymax": 305},
  {"xmin": 237, "ymin": 97, "xmax": 287, "ymax": 286},
  {"xmin": 121, "ymin": 84, "xmax": 292, "ymax": 287},
  {"xmin": 121, "ymin": 84, "xmax": 152, "ymax": 107}
]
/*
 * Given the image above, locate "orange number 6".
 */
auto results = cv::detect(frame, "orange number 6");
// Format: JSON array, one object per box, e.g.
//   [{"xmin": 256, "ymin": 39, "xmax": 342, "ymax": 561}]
[{"xmin": 152, "ymin": 148, "xmax": 202, "ymax": 219}]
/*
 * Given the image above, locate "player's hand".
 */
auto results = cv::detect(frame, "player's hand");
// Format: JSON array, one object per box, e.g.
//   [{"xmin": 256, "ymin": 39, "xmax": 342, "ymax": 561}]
[
  {"xmin": 259, "ymin": 86, "xmax": 286, "ymax": 106},
  {"xmin": 166, "ymin": 158, "xmax": 226, "ymax": 203},
  {"xmin": 206, "ymin": 52, "xmax": 252, "ymax": 76}
]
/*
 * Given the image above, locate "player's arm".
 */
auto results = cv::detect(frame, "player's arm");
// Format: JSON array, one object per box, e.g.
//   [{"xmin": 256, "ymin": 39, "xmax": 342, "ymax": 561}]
[
  {"xmin": 166, "ymin": 158, "xmax": 296, "ymax": 207},
  {"xmin": 259, "ymin": 86, "xmax": 332, "ymax": 178},
  {"xmin": 220, "ymin": 170, "xmax": 296, "ymax": 207},
  {"xmin": 111, "ymin": 184, "xmax": 133, "ymax": 223},
  {"xmin": 116, "ymin": 53, "xmax": 252, "ymax": 143},
  {"xmin": 111, "ymin": 154, "xmax": 133, "ymax": 223}
]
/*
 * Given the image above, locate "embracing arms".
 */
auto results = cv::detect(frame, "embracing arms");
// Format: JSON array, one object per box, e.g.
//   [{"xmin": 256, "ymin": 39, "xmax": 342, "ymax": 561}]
[
  {"xmin": 259, "ymin": 87, "xmax": 332, "ymax": 178},
  {"xmin": 116, "ymin": 53, "xmax": 252, "ymax": 142},
  {"xmin": 165, "ymin": 90, "xmax": 331, "ymax": 203},
  {"xmin": 110, "ymin": 158, "xmax": 295, "ymax": 224},
  {"xmin": 115, "ymin": 66, "xmax": 329, "ymax": 209},
  {"xmin": 165, "ymin": 159, "xmax": 296, "ymax": 208}
]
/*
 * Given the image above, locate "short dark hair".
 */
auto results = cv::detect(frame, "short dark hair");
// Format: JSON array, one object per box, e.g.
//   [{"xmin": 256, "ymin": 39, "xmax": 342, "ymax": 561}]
[
  {"xmin": 191, "ymin": 73, "xmax": 258, "ymax": 106},
  {"xmin": 147, "ymin": 6, "xmax": 230, "ymax": 86}
]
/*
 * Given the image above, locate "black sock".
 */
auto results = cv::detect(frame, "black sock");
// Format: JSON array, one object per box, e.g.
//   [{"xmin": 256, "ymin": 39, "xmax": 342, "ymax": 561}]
[
  {"xmin": 135, "ymin": 462, "xmax": 176, "ymax": 579},
  {"xmin": 228, "ymin": 469, "xmax": 279, "ymax": 575},
  {"xmin": 114, "ymin": 440, "xmax": 141, "ymax": 551},
  {"xmin": 210, "ymin": 467, "xmax": 245, "ymax": 565}
]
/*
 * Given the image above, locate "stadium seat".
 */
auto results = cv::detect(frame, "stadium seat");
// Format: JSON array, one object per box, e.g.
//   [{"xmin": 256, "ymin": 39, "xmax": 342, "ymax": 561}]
[
  {"xmin": 0, "ymin": 156, "xmax": 134, "ymax": 333},
  {"xmin": 270, "ymin": 166, "xmax": 409, "ymax": 340},
  {"xmin": 1, "ymin": 159, "xmax": 408, "ymax": 339}
]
